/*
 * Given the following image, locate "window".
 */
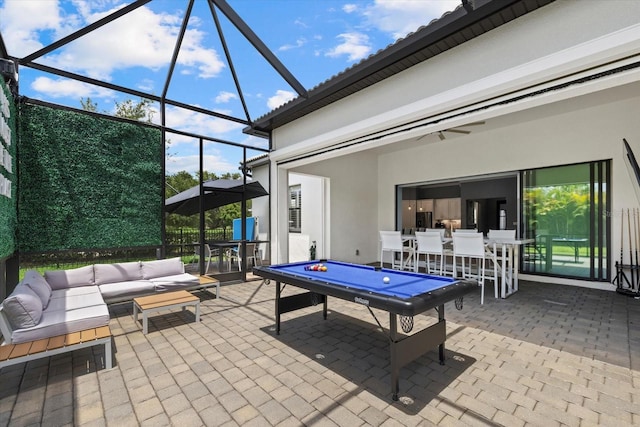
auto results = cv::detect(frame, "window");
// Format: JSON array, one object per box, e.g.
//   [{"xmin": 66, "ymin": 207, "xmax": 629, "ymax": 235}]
[
  {"xmin": 289, "ymin": 185, "xmax": 301, "ymax": 233},
  {"xmin": 522, "ymin": 161, "xmax": 610, "ymax": 281}
]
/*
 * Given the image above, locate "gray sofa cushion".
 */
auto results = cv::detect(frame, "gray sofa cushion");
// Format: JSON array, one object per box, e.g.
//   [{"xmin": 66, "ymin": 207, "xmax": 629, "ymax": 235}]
[
  {"xmin": 150, "ymin": 273, "xmax": 200, "ymax": 292},
  {"xmin": 10, "ymin": 302, "xmax": 109, "ymax": 344},
  {"xmin": 48, "ymin": 288, "xmax": 106, "ymax": 311},
  {"xmin": 22, "ymin": 269, "xmax": 52, "ymax": 309},
  {"xmin": 98, "ymin": 280, "xmax": 156, "ymax": 301},
  {"xmin": 50, "ymin": 286, "xmax": 104, "ymax": 299},
  {"xmin": 2, "ymin": 284, "xmax": 43, "ymax": 329},
  {"xmin": 45, "ymin": 265, "xmax": 95, "ymax": 290},
  {"xmin": 141, "ymin": 258, "xmax": 183, "ymax": 279},
  {"xmin": 94, "ymin": 261, "xmax": 142, "ymax": 285}
]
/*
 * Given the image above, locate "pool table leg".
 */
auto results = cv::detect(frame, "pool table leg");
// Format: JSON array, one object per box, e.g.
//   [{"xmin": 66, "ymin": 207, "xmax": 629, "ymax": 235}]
[
  {"xmin": 323, "ymin": 296, "xmax": 328, "ymax": 320},
  {"xmin": 390, "ymin": 313, "xmax": 400, "ymax": 401},
  {"xmin": 274, "ymin": 283, "xmax": 328, "ymax": 336},
  {"xmin": 275, "ymin": 281, "xmax": 282, "ymax": 335},
  {"xmin": 438, "ymin": 303, "xmax": 445, "ymax": 365},
  {"xmin": 389, "ymin": 304, "xmax": 447, "ymax": 400}
]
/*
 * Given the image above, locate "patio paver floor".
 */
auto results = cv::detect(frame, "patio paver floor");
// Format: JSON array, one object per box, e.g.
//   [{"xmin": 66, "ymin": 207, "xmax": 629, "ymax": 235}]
[{"xmin": 1, "ymin": 279, "xmax": 639, "ymax": 426}]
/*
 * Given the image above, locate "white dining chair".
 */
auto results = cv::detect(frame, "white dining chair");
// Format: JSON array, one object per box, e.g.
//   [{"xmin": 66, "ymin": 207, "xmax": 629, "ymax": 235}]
[
  {"xmin": 380, "ymin": 231, "xmax": 415, "ymax": 270},
  {"xmin": 487, "ymin": 229, "xmax": 517, "ymax": 298},
  {"xmin": 192, "ymin": 243, "xmax": 215, "ymax": 274},
  {"xmin": 425, "ymin": 228, "xmax": 446, "ymax": 240},
  {"xmin": 228, "ymin": 242, "xmax": 259, "ymax": 271},
  {"xmin": 453, "ymin": 232, "xmax": 493, "ymax": 304},
  {"xmin": 415, "ymin": 231, "xmax": 446, "ymax": 275}
]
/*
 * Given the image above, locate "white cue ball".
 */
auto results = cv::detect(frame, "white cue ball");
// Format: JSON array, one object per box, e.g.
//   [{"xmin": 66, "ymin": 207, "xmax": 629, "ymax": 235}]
[{"xmin": 383, "ymin": 276, "xmax": 390, "ymax": 283}]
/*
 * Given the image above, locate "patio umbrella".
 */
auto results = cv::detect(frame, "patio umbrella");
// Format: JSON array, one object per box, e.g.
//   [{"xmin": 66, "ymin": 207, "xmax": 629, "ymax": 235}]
[{"xmin": 165, "ymin": 179, "xmax": 268, "ymax": 216}]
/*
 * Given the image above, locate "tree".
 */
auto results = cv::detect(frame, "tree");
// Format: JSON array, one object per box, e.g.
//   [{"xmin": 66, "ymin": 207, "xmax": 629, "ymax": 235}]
[
  {"xmin": 164, "ymin": 170, "xmax": 249, "ymax": 231},
  {"xmin": 525, "ymin": 184, "xmax": 590, "ymax": 236},
  {"xmin": 114, "ymin": 98, "xmax": 155, "ymax": 122},
  {"xmin": 80, "ymin": 97, "xmax": 99, "ymax": 112},
  {"xmin": 80, "ymin": 97, "xmax": 155, "ymax": 122},
  {"xmin": 165, "ymin": 171, "xmax": 197, "ymax": 198}
]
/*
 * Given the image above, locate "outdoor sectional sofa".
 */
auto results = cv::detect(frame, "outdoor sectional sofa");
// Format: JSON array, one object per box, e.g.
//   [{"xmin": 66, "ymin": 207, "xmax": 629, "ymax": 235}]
[{"xmin": 0, "ymin": 257, "xmax": 216, "ymax": 369}]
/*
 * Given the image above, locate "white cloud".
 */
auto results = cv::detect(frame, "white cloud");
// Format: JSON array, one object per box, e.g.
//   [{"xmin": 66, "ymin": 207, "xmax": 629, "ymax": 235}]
[
  {"xmin": 238, "ymin": 134, "xmax": 269, "ymax": 150},
  {"xmin": 163, "ymin": 105, "xmax": 245, "ymax": 141},
  {"xmin": 325, "ymin": 32, "xmax": 371, "ymax": 62},
  {"xmin": 137, "ymin": 78, "xmax": 155, "ymax": 92},
  {"xmin": 215, "ymin": 91, "xmax": 238, "ymax": 104},
  {"xmin": 2, "ymin": 2, "xmax": 225, "ymax": 81},
  {"xmin": 165, "ymin": 153, "xmax": 238, "ymax": 176},
  {"xmin": 343, "ymin": 4, "xmax": 358, "ymax": 14},
  {"xmin": 293, "ymin": 18, "xmax": 308, "ymax": 29},
  {"xmin": 362, "ymin": 0, "xmax": 461, "ymax": 40},
  {"xmin": 267, "ymin": 90, "xmax": 296, "ymax": 110},
  {"xmin": 0, "ymin": 0, "xmax": 65, "ymax": 55},
  {"xmin": 279, "ymin": 38, "xmax": 307, "ymax": 52},
  {"xmin": 30, "ymin": 76, "xmax": 115, "ymax": 99}
]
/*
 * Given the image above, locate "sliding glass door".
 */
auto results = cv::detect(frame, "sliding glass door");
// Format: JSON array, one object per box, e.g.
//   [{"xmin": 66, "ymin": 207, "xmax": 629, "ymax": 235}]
[{"xmin": 522, "ymin": 161, "xmax": 610, "ymax": 281}]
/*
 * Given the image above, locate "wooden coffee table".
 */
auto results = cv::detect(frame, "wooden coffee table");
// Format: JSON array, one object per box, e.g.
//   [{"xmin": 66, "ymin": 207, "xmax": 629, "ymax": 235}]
[{"xmin": 133, "ymin": 290, "xmax": 200, "ymax": 334}]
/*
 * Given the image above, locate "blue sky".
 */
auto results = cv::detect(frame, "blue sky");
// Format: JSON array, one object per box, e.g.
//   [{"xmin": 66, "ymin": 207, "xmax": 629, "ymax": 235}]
[{"xmin": 0, "ymin": 0, "xmax": 460, "ymax": 175}]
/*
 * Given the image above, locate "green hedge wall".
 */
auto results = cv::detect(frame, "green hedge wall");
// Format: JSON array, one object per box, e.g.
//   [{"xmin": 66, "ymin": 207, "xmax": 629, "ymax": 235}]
[
  {"xmin": 0, "ymin": 82, "xmax": 16, "ymax": 259},
  {"xmin": 18, "ymin": 104, "xmax": 162, "ymax": 252}
]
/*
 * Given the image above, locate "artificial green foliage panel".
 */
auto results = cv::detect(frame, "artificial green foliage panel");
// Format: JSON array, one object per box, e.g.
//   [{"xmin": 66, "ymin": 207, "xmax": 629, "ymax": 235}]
[
  {"xmin": 0, "ymin": 82, "xmax": 17, "ymax": 258},
  {"xmin": 18, "ymin": 104, "xmax": 162, "ymax": 252}
]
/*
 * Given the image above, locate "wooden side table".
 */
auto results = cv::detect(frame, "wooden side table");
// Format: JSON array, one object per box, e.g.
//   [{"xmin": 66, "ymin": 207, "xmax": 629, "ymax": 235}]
[
  {"xmin": 133, "ymin": 290, "xmax": 200, "ymax": 334},
  {"xmin": 196, "ymin": 275, "xmax": 220, "ymax": 298}
]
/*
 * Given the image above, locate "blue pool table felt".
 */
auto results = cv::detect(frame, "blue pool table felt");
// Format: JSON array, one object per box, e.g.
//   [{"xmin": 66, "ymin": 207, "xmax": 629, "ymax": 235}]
[{"xmin": 267, "ymin": 260, "xmax": 457, "ymax": 299}]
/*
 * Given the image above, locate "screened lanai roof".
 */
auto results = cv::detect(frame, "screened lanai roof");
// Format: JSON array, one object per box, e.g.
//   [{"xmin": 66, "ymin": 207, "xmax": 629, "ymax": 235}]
[{"xmin": 0, "ymin": 0, "xmax": 307, "ymax": 148}]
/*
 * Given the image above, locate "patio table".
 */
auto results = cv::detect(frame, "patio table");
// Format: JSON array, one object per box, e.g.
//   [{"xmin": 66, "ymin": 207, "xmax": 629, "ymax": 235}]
[{"xmin": 133, "ymin": 290, "xmax": 200, "ymax": 335}]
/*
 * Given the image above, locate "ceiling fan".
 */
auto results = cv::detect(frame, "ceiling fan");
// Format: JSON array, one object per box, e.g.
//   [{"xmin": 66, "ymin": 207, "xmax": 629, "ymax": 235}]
[
  {"xmin": 437, "ymin": 121, "xmax": 485, "ymax": 140},
  {"xmin": 416, "ymin": 121, "xmax": 485, "ymax": 141}
]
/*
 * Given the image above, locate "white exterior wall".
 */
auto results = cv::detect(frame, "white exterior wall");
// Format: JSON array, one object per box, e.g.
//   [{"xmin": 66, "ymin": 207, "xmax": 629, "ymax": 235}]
[
  {"xmin": 249, "ymin": 165, "xmax": 270, "ymax": 263},
  {"xmin": 250, "ymin": 167, "xmax": 269, "ymax": 236},
  {"xmin": 266, "ymin": 0, "xmax": 640, "ymax": 288},
  {"xmin": 289, "ymin": 173, "xmax": 325, "ymax": 260}
]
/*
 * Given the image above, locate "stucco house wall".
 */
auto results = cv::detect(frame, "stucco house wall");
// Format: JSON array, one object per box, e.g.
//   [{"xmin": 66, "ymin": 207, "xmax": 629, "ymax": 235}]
[{"xmin": 288, "ymin": 173, "xmax": 325, "ymax": 261}]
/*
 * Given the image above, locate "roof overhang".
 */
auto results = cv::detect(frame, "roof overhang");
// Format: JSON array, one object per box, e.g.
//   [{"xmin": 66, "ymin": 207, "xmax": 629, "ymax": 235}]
[{"xmin": 247, "ymin": 0, "xmax": 555, "ymax": 135}]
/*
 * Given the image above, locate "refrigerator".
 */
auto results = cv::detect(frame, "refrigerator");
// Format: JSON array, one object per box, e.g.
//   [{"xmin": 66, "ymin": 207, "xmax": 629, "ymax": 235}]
[{"xmin": 416, "ymin": 211, "xmax": 433, "ymax": 229}]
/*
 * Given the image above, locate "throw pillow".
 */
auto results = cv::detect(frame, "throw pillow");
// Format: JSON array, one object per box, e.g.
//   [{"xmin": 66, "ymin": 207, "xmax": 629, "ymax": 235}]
[
  {"xmin": 22, "ymin": 269, "xmax": 53, "ymax": 309},
  {"xmin": 2, "ymin": 284, "xmax": 43, "ymax": 329}
]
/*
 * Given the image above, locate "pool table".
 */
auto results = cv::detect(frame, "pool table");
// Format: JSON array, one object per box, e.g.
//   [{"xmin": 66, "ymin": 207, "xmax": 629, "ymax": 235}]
[{"xmin": 252, "ymin": 259, "xmax": 476, "ymax": 400}]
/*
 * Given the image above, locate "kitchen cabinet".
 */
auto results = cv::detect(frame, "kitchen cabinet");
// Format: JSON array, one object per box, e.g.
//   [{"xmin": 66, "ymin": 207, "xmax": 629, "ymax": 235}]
[
  {"xmin": 434, "ymin": 198, "xmax": 461, "ymax": 220},
  {"xmin": 402, "ymin": 200, "xmax": 415, "ymax": 229},
  {"xmin": 434, "ymin": 199, "xmax": 448, "ymax": 220},
  {"xmin": 416, "ymin": 199, "xmax": 433, "ymax": 212},
  {"xmin": 449, "ymin": 198, "xmax": 461, "ymax": 219}
]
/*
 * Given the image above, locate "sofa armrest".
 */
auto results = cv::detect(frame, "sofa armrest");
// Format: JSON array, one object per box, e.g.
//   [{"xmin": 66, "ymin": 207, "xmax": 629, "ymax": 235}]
[{"xmin": 0, "ymin": 306, "xmax": 15, "ymax": 345}]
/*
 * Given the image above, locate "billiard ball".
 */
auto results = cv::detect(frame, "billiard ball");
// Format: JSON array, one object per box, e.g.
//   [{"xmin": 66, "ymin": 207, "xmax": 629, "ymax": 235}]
[{"xmin": 383, "ymin": 276, "xmax": 390, "ymax": 283}]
